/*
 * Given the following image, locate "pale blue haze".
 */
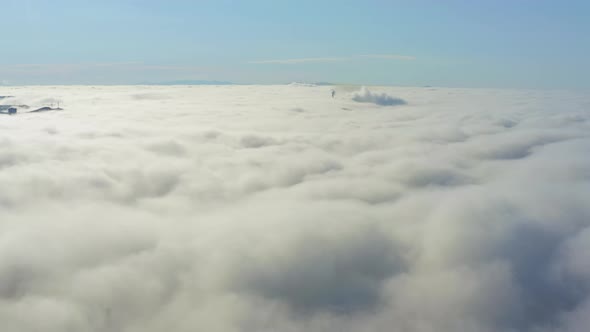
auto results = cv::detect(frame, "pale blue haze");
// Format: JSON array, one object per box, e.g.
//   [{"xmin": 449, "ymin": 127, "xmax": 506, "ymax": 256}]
[{"xmin": 1, "ymin": 0, "xmax": 589, "ymax": 88}]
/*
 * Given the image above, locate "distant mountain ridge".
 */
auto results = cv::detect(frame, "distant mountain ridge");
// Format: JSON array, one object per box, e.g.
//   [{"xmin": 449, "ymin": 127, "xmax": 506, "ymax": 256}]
[{"xmin": 140, "ymin": 80, "xmax": 234, "ymax": 85}]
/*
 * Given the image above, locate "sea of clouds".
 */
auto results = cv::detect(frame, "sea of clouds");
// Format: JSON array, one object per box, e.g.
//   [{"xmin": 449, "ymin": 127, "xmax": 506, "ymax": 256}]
[{"xmin": 0, "ymin": 85, "xmax": 589, "ymax": 332}]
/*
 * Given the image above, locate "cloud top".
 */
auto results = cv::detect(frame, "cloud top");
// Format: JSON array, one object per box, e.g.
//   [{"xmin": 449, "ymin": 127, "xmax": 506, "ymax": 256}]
[
  {"xmin": 0, "ymin": 85, "xmax": 589, "ymax": 332},
  {"xmin": 352, "ymin": 86, "xmax": 407, "ymax": 106}
]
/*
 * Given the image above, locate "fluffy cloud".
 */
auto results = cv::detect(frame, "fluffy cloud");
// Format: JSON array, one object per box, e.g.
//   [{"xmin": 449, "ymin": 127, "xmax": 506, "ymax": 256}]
[
  {"xmin": 352, "ymin": 86, "xmax": 407, "ymax": 106},
  {"xmin": 0, "ymin": 85, "xmax": 589, "ymax": 331}
]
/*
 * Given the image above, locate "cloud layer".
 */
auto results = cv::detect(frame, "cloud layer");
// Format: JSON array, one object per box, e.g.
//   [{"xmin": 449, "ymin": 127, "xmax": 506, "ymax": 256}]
[{"xmin": 0, "ymin": 85, "xmax": 589, "ymax": 332}]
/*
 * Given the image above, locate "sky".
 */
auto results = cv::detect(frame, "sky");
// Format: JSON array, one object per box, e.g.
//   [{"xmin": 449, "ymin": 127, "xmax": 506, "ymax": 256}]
[{"xmin": 1, "ymin": 0, "xmax": 589, "ymax": 88}]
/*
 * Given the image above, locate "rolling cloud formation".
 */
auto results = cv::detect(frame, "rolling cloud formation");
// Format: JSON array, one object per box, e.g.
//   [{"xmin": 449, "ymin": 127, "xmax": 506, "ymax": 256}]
[{"xmin": 0, "ymin": 85, "xmax": 589, "ymax": 332}]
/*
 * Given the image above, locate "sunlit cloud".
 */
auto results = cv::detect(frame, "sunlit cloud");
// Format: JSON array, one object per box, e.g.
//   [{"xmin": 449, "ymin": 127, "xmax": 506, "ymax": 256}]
[{"xmin": 0, "ymin": 85, "xmax": 588, "ymax": 332}]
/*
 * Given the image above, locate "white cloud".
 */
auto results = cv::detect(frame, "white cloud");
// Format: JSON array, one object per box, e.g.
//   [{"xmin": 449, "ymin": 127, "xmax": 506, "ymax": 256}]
[
  {"xmin": 352, "ymin": 86, "xmax": 407, "ymax": 106},
  {"xmin": 248, "ymin": 57, "xmax": 350, "ymax": 64},
  {"xmin": 0, "ymin": 85, "xmax": 589, "ymax": 331},
  {"xmin": 249, "ymin": 54, "xmax": 416, "ymax": 64},
  {"xmin": 359, "ymin": 54, "xmax": 416, "ymax": 60}
]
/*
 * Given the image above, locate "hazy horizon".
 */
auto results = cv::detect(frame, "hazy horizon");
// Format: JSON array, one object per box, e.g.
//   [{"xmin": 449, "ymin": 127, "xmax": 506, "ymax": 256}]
[{"xmin": 3, "ymin": 82, "xmax": 590, "ymax": 92}]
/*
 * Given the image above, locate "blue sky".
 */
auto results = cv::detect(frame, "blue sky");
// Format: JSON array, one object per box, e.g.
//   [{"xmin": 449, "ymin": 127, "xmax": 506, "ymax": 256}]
[{"xmin": 1, "ymin": 0, "xmax": 589, "ymax": 88}]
